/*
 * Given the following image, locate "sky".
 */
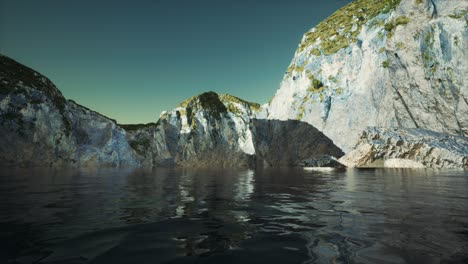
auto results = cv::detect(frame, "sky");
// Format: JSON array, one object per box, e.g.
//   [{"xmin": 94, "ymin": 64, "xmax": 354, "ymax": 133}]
[{"xmin": 0, "ymin": 0, "xmax": 352, "ymax": 124}]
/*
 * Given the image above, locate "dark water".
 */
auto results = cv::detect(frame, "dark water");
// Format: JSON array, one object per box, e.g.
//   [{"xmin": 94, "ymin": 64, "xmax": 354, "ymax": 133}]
[{"xmin": 0, "ymin": 168, "xmax": 467, "ymax": 264}]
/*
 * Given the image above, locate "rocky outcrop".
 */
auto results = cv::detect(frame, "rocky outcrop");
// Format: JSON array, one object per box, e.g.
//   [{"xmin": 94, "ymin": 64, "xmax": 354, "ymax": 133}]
[
  {"xmin": 298, "ymin": 155, "xmax": 345, "ymax": 169},
  {"xmin": 267, "ymin": 0, "xmax": 467, "ymax": 152},
  {"xmin": 339, "ymin": 127, "xmax": 468, "ymax": 168},
  {"xmin": 123, "ymin": 92, "xmax": 260, "ymax": 167},
  {"xmin": 0, "ymin": 55, "xmax": 343, "ymax": 167},
  {"xmin": 0, "ymin": 55, "xmax": 262, "ymax": 168},
  {"xmin": 0, "ymin": 55, "xmax": 139, "ymax": 167},
  {"xmin": 123, "ymin": 93, "xmax": 344, "ymax": 167},
  {"xmin": 251, "ymin": 119, "xmax": 343, "ymax": 167}
]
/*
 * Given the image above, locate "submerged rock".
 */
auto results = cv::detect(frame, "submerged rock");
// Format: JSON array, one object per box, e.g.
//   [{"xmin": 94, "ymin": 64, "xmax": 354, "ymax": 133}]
[
  {"xmin": 298, "ymin": 155, "xmax": 345, "ymax": 169},
  {"xmin": 339, "ymin": 127, "xmax": 468, "ymax": 169}
]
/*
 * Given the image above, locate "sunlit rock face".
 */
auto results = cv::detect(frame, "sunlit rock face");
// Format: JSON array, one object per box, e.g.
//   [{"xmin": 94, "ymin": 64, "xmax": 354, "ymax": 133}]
[
  {"xmin": 0, "ymin": 55, "xmax": 139, "ymax": 167},
  {"xmin": 339, "ymin": 127, "xmax": 468, "ymax": 168},
  {"xmin": 267, "ymin": 0, "xmax": 467, "ymax": 152},
  {"xmin": 123, "ymin": 92, "xmax": 260, "ymax": 167}
]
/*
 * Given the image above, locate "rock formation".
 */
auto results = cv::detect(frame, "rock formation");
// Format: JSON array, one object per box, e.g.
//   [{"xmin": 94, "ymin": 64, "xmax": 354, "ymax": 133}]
[
  {"xmin": 267, "ymin": 0, "xmax": 467, "ymax": 152},
  {"xmin": 123, "ymin": 92, "xmax": 343, "ymax": 167},
  {"xmin": 0, "ymin": 55, "xmax": 138, "ymax": 167},
  {"xmin": 251, "ymin": 119, "xmax": 343, "ymax": 167},
  {"xmin": 339, "ymin": 127, "xmax": 468, "ymax": 168},
  {"xmin": 122, "ymin": 92, "xmax": 260, "ymax": 167},
  {"xmin": 1, "ymin": 0, "xmax": 466, "ymax": 169},
  {"xmin": 0, "ymin": 56, "xmax": 343, "ymax": 167}
]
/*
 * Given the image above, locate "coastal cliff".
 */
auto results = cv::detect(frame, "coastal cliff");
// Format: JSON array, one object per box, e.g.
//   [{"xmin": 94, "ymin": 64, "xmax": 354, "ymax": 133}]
[
  {"xmin": 0, "ymin": 56, "xmax": 342, "ymax": 167},
  {"xmin": 267, "ymin": 0, "xmax": 467, "ymax": 153},
  {"xmin": 1, "ymin": 0, "xmax": 466, "ymax": 168}
]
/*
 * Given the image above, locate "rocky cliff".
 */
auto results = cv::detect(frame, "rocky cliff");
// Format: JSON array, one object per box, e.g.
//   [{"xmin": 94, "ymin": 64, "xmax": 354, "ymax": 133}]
[
  {"xmin": 267, "ymin": 0, "xmax": 467, "ymax": 152},
  {"xmin": 1, "ymin": 0, "xmax": 466, "ymax": 169},
  {"xmin": 252, "ymin": 119, "xmax": 344, "ymax": 167},
  {"xmin": 0, "ymin": 55, "xmax": 138, "ymax": 167},
  {"xmin": 0, "ymin": 56, "xmax": 343, "ymax": 167},
  {"xmin": 123, "ymin": 92, "xmax": 343, "ymax": 167},
  {"xmin": 339, "ymin": 127, "xmax": 468, "ymax": 168},
  {"xmin": 122, "ymin": 92, "xmax": 260, "ymax": 167}
]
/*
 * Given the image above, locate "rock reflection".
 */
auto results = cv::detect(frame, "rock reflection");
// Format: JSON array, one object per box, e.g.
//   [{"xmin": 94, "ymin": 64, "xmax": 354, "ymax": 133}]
[
  {"xmin": 234, "ymin": 169, "xmax": 255, "ymax": 202},
  {"xmin": 153, "ymin": 169, "xmax": 258, "ymax": 257},
  {"xmin": 0, "ymin": 168, "xmax": 467, "ymax": 263}
]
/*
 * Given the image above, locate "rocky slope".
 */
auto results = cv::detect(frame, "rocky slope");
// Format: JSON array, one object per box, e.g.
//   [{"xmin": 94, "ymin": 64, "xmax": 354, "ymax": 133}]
[
  {"xmin": 0, "ymin": 55, "xmax": 138, "ymax": 167},
  {"xmin": 339, "ymin": 127, "xmax": 468, "ymax": 168},
  {"xmin": 267, "ymin": 0, "xmax": 467, "ymax": 152}
]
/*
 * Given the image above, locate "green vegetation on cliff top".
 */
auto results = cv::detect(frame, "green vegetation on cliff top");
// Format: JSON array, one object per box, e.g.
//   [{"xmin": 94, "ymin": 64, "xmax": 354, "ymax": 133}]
[
  {"xmin": 298, "ymin": 0, "xmax": 401, "ymax": 55},
  {"xmin": 178, "ymin": 91, "xmax": 260, "ymax": 112}
]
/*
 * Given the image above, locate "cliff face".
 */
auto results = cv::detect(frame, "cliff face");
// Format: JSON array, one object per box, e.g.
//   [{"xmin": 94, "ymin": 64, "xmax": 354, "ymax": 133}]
[
  {"xmin": 123, "ymin": 92, "xmax": 344, "ymax": 167},
  {"xmin": 251, "ymin": 119, "xmax": 344, "ymax": 167},
  {"xmin": 123, "ymin": 92, "xmax": 260, "ymax": 167},
  {"xmin": 0, "ymin": 55, "xmax": 138, "ymax": 167},
  {"xmin": 267, "ymin": 0, "xmax": 467, "ymax": 152},
  {"xmin": 1, "ymin": 0, "xmax": 466, "ymax": 168},
  {"xmin": 0, "ymin": 56, "xmax": 343, "ymax": 167}
]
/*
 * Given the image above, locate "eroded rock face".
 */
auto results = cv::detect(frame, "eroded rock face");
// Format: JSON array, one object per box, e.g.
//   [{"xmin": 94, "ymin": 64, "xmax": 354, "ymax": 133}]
[
  {"xmin": 123, "ymin": 92, "xmax": 260, "ymax": 167},
  {"xmin": 3, "ymin": 0, "xmax": 466, "ymax": 169},
  {"xmin": 0, "ymin": 55, "xmax": 138, "ymax": 167},
  {"xmin": 0, "ymin": 55, "xmax": 344, "ymax": 168},
  {"xmin": 267, "ymin": 0, "xmax": 467, "ymax": 152},
  {"xmin": 123, "ymin": 93, "xmax": 345, "ymax": 167},
  {"xmin": 339, "ymin": 127, "xmax": 468, "ymax": 168}
]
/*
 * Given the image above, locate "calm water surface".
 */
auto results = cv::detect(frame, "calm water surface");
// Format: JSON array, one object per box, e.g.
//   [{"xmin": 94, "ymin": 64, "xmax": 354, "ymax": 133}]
[{"xmin": 0, "ymin": 167, "xmax": 467, "ymax": 264}]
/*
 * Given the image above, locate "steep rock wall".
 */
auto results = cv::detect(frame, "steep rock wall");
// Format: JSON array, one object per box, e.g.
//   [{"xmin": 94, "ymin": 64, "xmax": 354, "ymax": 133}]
[{"xmin": 267, "ymin": 0, "xmax": 467, "ymax": 152}]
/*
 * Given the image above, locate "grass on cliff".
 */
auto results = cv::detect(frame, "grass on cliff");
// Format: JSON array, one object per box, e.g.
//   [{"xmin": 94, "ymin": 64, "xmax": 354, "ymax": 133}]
[
  {"xmin": 448, "ymin": 9, "xmax": 468, "ymax": 19},
  {"xmin": 298, "ymin": 0, "xmax": 401, "ymax": 56},
  {"xmin": 384, "ymin": 16, "xmax": 410, "ymax": 38},
  {"xmin": 178, "ymin": 91, "xmax": 260, "ymax": 117},
  {"xmin": 179, "ymin": 92, "xmax": 227, "ymax": 119}
]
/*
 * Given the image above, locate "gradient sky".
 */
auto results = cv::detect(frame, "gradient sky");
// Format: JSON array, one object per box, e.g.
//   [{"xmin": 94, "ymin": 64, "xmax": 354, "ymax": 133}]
[{"xmin": 0, "ymin": 0, "xmax": 352, "ymax": 124}]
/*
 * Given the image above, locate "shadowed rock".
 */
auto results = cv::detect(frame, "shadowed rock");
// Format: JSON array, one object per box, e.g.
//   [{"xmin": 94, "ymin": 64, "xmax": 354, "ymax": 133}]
[{"xmin": 252, "ymin": 119, "xmax": 344, "ymax": 167}]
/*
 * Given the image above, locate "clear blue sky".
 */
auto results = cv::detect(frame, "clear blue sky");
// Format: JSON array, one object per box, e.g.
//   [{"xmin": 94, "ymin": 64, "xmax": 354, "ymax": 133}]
[{"xmin": 0, "ymin": 0, "xmax": 352, "ymax": 124}]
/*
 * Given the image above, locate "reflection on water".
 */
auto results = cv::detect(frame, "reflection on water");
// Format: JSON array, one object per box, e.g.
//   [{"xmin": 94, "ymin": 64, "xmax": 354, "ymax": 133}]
[{"xmin": 0, "ymin": 167, "xmax": 467, "ymax": 263}]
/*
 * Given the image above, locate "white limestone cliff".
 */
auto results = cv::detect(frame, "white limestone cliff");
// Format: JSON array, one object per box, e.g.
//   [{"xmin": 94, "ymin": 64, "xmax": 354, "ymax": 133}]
[{"xmin": 267, "ymin": 0, "xmax": 467, "ymax": 152}]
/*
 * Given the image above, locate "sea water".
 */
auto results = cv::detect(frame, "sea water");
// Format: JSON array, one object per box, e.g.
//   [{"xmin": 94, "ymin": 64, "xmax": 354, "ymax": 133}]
[{"xmin": 0, "ymin": 167, "xmax": 467, "ymax": 263}]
